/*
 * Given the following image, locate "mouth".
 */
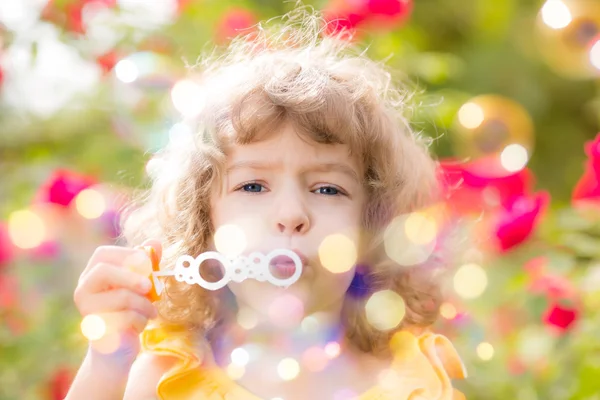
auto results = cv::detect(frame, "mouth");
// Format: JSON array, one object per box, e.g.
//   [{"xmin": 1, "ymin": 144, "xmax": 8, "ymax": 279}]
[{"xmin": 268, "ymin": 249, "xmax": 308, "ymax": 280}]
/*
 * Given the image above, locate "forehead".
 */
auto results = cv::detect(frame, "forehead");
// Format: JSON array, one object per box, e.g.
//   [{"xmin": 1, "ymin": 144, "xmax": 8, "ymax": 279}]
[{"xmin": 225, "ymin": 122, "xmax": 362, "ymax": 172}]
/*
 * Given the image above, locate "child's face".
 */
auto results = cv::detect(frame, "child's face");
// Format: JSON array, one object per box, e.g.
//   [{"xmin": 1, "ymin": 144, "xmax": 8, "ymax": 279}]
[{"xmin": 210, "ymin": 121, "xmax": 366, "ymax": 318}]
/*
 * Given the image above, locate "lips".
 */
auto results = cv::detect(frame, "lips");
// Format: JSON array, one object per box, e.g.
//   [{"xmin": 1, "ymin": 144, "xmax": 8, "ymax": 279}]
[{"xmin": 268, "ymin": 250, "xmax": 308, "ymax": 280}]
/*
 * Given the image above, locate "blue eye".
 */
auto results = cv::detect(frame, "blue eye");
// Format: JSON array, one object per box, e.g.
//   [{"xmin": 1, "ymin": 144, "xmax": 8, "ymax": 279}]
[
  {"xmin": 315, "ymin": 186, "xmax": 340, "ymax": 196},
  {"xmin": 241, "ymin": 183, "xmax": 264, "ymax": 192}
]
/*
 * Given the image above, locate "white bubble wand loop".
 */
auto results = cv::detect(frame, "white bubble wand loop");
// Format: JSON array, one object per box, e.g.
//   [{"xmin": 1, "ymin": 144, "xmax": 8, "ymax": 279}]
[{"xmin": 151, "ymin": 249, "xmax": 303, "ymax": 294}]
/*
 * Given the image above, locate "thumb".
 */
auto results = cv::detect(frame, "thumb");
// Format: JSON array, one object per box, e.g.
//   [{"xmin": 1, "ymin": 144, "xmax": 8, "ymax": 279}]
[{"xmin": 140, "ymin": 239, "xmax": 162, "ymax": 265}]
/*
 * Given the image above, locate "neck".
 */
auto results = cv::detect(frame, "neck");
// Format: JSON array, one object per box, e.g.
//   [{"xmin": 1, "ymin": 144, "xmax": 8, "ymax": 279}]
[{"xmin": 209, "ymin": 298, "xmax": 355, "ymax": 367}]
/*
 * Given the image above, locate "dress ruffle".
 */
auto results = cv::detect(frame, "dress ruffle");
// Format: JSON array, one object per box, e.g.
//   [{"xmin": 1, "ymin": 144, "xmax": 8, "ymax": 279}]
[{"xmin": 140, "ymin": 322, "xmax": 467, "ymax": 400}]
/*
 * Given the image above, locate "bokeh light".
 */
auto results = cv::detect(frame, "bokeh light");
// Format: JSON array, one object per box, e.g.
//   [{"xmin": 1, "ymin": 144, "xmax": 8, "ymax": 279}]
[
  {"xmin": 517, "ymin": 327, "xmax": 555, "ymax": 364},
  {"xmin": 168, "ymin": 122, "xmax": 194, "ymax": 147},
  {"xmin": 500, "ymin": 144, "xmax": 529, "ymax": 172},
  {"xmin": 439, "ymin": 302, "xmax": 458, "ymax": 320},
  {"xmin": 277, "ymin": 358, "xmax": 300, "ymax": 381},
  {"xmin": 477, "ymin": 342, "xmax": 495, "ymax": 361},
  {"xmin": 324, "ymin": 341, "xmax": 341, "ymax": 359},
  {"xmin": 171, "ymin": 79, "xmax": 205, "ymax": 118},
  {"xmin": 454, "ymin": 263, "xmax": 488, "ymax": 299},
  {"xmin": 404, "ymin": 211, "xmax": 438, "ymax": 245},
  {"xmin": 378, "ymin": 368, "xmax": 402, "ymax": 392},
  {"xmin": 80, "ymin": 314, "xmax": 106, "ymax": 341},
  {"xmin": 8, "ymin": 209, "xmax": 46, "ymax": 249},
  {"xmin": 453, "ymin": 95, "xmax": 534, "ymax": 165},
  {"xmin": 300, "ymin": 315, "xmax": 320, "ymax": 334},
  {"xmin": 590, "ymin": 38, "xmax": 600, "ymax": 70},
  {"xmin": 318, "ymin": 233, "xmax": 357, "ymax": 273},
  {"xmin": 365, "ymin": 290, "xmax": 406, "ymax": 331},
  {"xmin": 537, "ymin": 0, "xmax": 600, "ymax": 78},
  {"xmin": 268, "ymin": 294, "xmax": 305, "ymax": 328},
  {"xmin": 384, "ymin": 213, "xmax": 436, "ymax": 266},
  {"xmin": 214, "ymin": 224, "xmax": 246, "ymax": 257},
  {"xmin": 301, "ymin": 346, "xmax": 328, "ymax": 372},
  {"xmin": 231, "ymin": 347, "xmax": 250, "ymax": 366},
  {"xmin": 115, "ymin": 59, "xmax": 139, "ymax": 83},
  {"xmin": 458, "ymin": 102, "xmax": 485, "ymax": 129},
  {"xmin": 75, "ymin": 188, "xmax": 106, "ymax": 219},
  {"xmin": 226, "ymin": 363, "xmax": 246, "ymax": 380},
  {"xmin": 237, "ymin": 306, "xmax": 258, "ymax": 330},
  {"xmin": 541, "ymin": 0, "xmax": 572, "ymax": 30}
]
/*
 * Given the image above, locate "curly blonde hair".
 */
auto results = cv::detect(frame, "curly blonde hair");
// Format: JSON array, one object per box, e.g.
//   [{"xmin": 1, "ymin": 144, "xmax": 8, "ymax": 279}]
[{"xmin": 122, "ymin": 6, "xmax": 444, "ymax": 357}]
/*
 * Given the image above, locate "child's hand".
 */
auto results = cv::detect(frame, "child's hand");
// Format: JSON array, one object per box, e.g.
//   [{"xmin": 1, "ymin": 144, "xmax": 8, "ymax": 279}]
[{"xmin": 73, "ymin": 241, "xmax": 161, "ymax": 363}]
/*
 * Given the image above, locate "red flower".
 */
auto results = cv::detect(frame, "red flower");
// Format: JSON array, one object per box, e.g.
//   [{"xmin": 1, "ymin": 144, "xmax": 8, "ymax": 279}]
[
  {"xmin": 494, "ymin": 192, "xmax": 549, "ymax": 251},
  {"xmin": 0, "ymin": 274, "xmax": 17, "ymax": 309},
  {"xmin": 35, "ymin": 169, "xmax": 96, "ymax": 207},
  {"xmin": 96, "ymin": 51, "xmax": 120, "ymax": 75},
  {"xmin": 543, "ymin": 302, "xmax": 578, "ymax": 332},
  {"xmin": 216, "ymin": 8, "xmax": 258, "ymax": 43},
  {"xmin": 47, "ymin": 367, "xmax": 74, "ymax": 400},
  {"xmin": 0, "ymin": 223, "xmax": 15, "ymax": 268}
]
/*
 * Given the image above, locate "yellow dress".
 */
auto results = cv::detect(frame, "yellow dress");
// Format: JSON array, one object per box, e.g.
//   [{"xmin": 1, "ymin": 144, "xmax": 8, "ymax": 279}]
[{"xmin": 141, "ymin": 322, "xmax": 468, "ymax": 400}]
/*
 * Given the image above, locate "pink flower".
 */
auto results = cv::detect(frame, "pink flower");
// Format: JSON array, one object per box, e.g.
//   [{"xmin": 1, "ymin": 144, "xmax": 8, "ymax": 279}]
[
  {"xmin": 34, "ymin": 169, "xmax": 96, "ymax": 207},
  {"xmin": 494, "ymin": 192, "xmax": 549, "ymax": 251},
  {"xmin": 364, "ymin": 0, "xmax": 413, "ymax": 29},
  {"xmin": 323, "ymin": 0, "xmax": 413, "ymax": 37},
  {"xmin": 530, "ymin": 274, "xmax": 577, "ymax": 300},
  {"xmin": 439, "ymin": 158, "xmax": 533, "ymax": 214},
  {"xmin": 323, "ymin": 11, "xmax": 367, "ymax": 38},
  {"xmin": 0, "ymin": 223, "xmax": 15, "ymax": 268},
  {"xmin": 439, "ymin": 157, "xmax": 549, "ymax": 251},
  {"xmin": 30, "ymin": 241, "xmax": 61, "ymax": 261},
  {"xmin": 572, "ymin": 133, "xmax": 600, "ymax": 206}
]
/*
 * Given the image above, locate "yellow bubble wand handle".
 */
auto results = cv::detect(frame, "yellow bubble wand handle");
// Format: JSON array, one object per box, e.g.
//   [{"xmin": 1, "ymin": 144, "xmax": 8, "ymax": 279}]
[{"xmin": 142, "ymin": 246, "xmax": 162, "ymax": 303}]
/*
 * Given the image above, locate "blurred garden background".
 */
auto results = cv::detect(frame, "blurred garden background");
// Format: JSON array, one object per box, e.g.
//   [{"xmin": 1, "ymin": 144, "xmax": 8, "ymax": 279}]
[{"xmin": 1, "ymin": 0, "xmax": 600, "ymax": 399}]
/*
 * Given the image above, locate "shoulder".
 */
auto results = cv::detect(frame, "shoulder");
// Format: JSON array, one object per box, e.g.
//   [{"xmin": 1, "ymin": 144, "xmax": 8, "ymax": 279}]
[{"xmin": 123, "ymin": 352, "xmax": 177, "ymax": 400}]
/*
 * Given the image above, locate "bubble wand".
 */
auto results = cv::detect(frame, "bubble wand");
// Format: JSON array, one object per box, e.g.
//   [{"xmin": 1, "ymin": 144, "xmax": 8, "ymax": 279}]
[{"xmin": 142, "ymin": 248, "xmax": 303, "ymax": 298}]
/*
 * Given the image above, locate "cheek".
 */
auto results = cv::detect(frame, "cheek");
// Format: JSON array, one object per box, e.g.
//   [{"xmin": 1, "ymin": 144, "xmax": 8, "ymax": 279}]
[{"xmin": 211, "ymin": 206, "xmax": 271, "ymax": 253}]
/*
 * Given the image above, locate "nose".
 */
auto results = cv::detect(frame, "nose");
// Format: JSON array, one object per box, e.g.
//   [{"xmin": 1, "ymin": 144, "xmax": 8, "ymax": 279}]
[{"xmin": 274, "ymin": 192, "xmax": 311, "ymax": 235}]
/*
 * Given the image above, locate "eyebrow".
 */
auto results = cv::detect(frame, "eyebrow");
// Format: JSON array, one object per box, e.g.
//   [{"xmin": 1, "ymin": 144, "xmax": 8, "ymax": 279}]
[{"xmin": 226, "ymin": 160, "xmax": 360, "ymax": 183}]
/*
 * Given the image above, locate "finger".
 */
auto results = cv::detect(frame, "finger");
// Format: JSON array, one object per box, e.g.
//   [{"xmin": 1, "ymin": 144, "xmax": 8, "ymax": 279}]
[
  {"xmin": 82, "ymin": 246, "xmax": 148, "ymax": 277},
  {"xmin": 80, "ymin": 263, "xmax": 152, "ymax": 295},
  {"xmin": 78, "ymin": 289, "xmax": 157, "ymax": 319}
]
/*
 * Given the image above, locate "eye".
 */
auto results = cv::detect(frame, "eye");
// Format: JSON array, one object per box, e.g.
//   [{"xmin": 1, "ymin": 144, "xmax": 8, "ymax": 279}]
[
  {"xmin": 239, "ymin": 182, "xmax": 265, "ymax": 193},
  {"xmin": 314, "ymin": 186, "xmax": 342, "ymax": 196}
]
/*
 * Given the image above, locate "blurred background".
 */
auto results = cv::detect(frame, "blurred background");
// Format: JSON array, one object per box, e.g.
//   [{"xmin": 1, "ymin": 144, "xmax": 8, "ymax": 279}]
[{"xmin": 1, "ymin": 0, "xmax": 600, "ymax": 399}]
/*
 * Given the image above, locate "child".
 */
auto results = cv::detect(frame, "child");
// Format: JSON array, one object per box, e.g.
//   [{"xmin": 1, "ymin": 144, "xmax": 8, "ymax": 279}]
[{"xmin": 66, "ymin": 7, "xmax": 467, "ymax": 400}]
